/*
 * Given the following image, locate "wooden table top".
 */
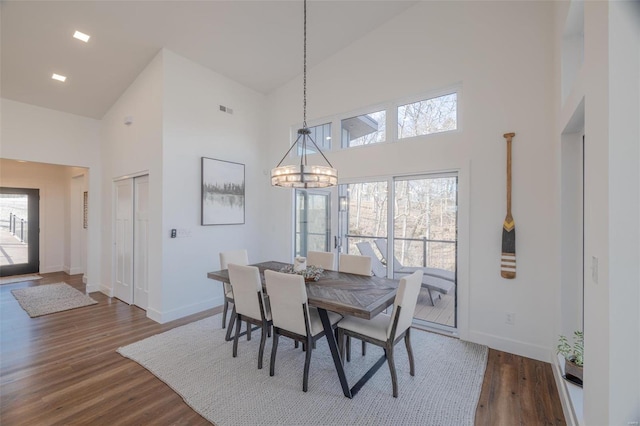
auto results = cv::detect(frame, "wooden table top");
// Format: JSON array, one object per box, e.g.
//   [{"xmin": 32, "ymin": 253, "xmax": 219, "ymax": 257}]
[{"xmin": 207, "ymin": 261, "xmax": 399, "ymax": 320}]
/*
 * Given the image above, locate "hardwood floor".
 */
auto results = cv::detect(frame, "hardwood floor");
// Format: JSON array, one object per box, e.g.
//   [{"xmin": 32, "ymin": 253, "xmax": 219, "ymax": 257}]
[{"xmin": 1, "ymin": 272, "xmax": 566, "ymax": 425}]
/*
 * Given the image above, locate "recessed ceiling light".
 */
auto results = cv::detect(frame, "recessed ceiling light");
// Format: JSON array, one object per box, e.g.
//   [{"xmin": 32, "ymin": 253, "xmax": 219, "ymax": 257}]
[
  {"xmin": 52, "ymin": 73, "xmax": 67, "ymax": 82},
  {"xmin": 73, "ymin": 30, "xmax": 90, "ymax": 42}
]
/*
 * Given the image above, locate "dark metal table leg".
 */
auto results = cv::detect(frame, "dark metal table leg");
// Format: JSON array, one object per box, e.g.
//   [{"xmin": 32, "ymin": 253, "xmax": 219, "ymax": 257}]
[
  {"xmin": 225, "ymin": 306, "xmax": 236, "ymax": 341},
  {"xmin": 317, "ymin": 308, "xmax": 352, "ymax": 398}
]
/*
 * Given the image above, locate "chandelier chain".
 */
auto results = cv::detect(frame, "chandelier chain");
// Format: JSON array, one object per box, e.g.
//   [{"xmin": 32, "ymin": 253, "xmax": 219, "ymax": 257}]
[{"xmin": 303, "ymin": 0, "xmax": 307, "ymax": 128}]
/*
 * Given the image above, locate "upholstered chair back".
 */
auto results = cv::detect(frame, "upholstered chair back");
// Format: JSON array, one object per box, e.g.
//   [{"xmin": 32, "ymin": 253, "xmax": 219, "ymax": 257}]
[
  {"xmin": 306, "ymin": 251, "xmax": 335, "ymax": 270},
  {"xmin": 219, "ymin": 249, "xmax": 249, "ymax": 294},
  {"xmin": 387, "ymin": 270, "xmax": 423, "ymax": 340},
  {"xmin": 264, "ymin": 270, "xmax": 309, "ymax": 337},
  {"xmin": 228, "ymin": 264, "xmax": 266, "ymax": 321},
  {"xmin": 338, "ymin": 253, "xmax": 372, "ymax": 276},
  {"xmin": 355, "ymin": 242, "xmax": 387, "ymax": 277}
]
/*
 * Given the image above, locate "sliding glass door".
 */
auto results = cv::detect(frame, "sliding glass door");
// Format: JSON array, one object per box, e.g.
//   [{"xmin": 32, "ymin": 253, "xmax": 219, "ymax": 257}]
[
  {"xmin": 338, "ymin": 174, "xmax": 458, "ymax": 330},
  {"xmin": 0, "ymin": 187, "xmax": 40, "ymax": 276}
]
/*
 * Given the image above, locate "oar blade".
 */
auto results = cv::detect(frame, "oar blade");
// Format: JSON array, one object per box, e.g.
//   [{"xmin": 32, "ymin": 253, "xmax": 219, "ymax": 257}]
[{"xmin": 501, "ymin": 218, "xmax": 516, "ymax": 278}]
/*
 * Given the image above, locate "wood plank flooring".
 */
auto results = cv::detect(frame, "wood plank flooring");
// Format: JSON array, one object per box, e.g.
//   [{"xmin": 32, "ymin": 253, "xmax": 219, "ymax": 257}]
[{"xmin": 1, "ymin": 272, "xmax": 566, "ymax": 425}]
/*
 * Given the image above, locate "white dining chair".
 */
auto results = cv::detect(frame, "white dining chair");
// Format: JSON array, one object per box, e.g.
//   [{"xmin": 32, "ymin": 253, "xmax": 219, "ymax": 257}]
[
  {"xmin": 306, "ymin": 251, "xmax": 335, "ymax": 270},
  {"xmin": 355, "ymin": 242, "xmax": 387, "ymax": 277},
  {"xmin": 219, "ymin": 249, "xmax": 249, "ymax": 330},
  {"xmin": 337, "ymin": 270, "xmax": 423, "ymax": 397},
  {"xmin": 338, "ymin": 252, "xmax": 373, "ymax": 357},
  {"xmin": 264, "ymin": 270, "xmax": 342, "ymax": 392},
  {"xmin": 228, "ymin": 263, "xmax": 272, "ymax": 369},
  {"xmin": 338, "ymin": 253, "xmax": 372, "ymax": 276}
]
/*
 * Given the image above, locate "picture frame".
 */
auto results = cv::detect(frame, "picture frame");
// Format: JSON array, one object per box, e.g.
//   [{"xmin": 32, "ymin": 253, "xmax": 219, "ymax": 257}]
[{"xmin": 201, "ymin": 157, "xmax": 245, "ymax": 225}]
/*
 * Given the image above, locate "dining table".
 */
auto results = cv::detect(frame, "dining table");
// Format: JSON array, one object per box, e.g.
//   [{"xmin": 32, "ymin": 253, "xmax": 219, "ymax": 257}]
[{"xmin": 207, "ymin": 260, "xmax": 400, "ymax": 398}]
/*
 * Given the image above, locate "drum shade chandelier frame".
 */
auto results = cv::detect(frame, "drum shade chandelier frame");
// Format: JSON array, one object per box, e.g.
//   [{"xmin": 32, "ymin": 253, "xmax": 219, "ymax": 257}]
[{"xmin": 271, "ymin": 0, "xmax": 338, "ymax": 188}]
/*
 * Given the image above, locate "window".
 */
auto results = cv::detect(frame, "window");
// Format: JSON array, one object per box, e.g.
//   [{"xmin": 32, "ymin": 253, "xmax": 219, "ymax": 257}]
[
  {"xmin": 341, "ymin": 111, "xmax": 386, "ymax": 148},
  {"xmin": 297, "ymin": 122, "xmax": 331, "ymax": 156},
  {"xmin": 397, "ymin": 93, "xmax": 457, "ymax": 139},
  {"xmin": 290, "ymin": 86, "xmax": 460, "ymax": 153}
]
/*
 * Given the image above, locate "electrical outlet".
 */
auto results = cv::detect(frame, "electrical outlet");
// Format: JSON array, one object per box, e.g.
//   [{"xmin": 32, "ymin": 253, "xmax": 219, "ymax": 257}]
[{"xmin": 506, "ymin": 312, "xmax": 515, "ymax": 325}]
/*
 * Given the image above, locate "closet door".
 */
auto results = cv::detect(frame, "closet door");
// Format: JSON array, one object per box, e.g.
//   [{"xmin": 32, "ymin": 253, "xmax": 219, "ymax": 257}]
[
  {"xmin": 113, "ymin": 179, "xmax": 134, "ymax": 304},
  {"xmin": 133, "ymin": 175, "xmax": 149, "ymax": 309}
]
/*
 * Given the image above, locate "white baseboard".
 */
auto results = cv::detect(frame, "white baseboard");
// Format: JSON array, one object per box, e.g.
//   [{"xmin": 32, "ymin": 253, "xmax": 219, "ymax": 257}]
[
  {"xmin": 40, "ymin": 265, "xmax": 64, "ymax": 274},
  {"xmin": 95, "ymin": 284, "xmax": 113, "ymax": 297},
  {"xmin": 146, "ymin": 296, "xmax": 224, "ymax": 324},
  {"xmin": 466, "ymin": 330, "xmax": 551, "ymax": 362},
  {"xmin": 63, "ymin": 266, "xmax": 84, "ymax": 275}
]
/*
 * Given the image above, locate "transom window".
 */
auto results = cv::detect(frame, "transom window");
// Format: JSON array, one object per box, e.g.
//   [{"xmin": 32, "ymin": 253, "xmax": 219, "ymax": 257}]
[
  {"xmin": 292, "ymin": 86, "xmax": 459, "ymax": 156},
  {"xmin": 398, "ymin": 93, "xmax": 457, "ymax": 139},
  {"xmin": 297, "ymin": 122, "xmax": 331, "ymax": 155},
  {"xmin": 341, "ymin": 110, "xmax": 386, "ymax": 148}
]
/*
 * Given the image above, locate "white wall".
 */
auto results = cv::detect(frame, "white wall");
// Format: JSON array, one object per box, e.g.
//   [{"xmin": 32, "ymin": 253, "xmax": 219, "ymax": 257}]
[
  {"xmin": 99, "ymin": 49, "xmax": 269, "ymax": 323},
  {"xmin": 556, "ymin": 0, "xmax": 640, "ymax": 424},
  {"xmin": 267, "ymin": 1, "xmax": 557, "ymax": 361},
  {"xmin": 607, "ymin": 1, "xmax": 639, "ymax": 423},
  {"xmin": 159, "ymin": 50, "xmax": 269, "ymax": 322},
  {"xmin": 0, "ymin": 99, "xmax": 102, "ymax": 289}
]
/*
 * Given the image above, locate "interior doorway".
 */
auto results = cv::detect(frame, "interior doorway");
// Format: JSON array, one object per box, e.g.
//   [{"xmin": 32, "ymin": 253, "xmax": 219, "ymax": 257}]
[{"xmin": 0, "ymin": 187, "xmax": 40, "ymax": 276}]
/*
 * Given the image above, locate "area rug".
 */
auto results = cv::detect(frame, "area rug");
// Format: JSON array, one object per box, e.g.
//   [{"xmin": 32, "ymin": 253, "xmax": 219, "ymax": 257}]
[
  {"xmin": 118, "ymin": 315, "xmax": 488, "ymax": 426},
  {"xmin": 11, "ymin": 283, "xmax": 97, "ymax": 317},
  {"xmin": 0, "ymin": 274, "xmax": 43, "ymax": 285}
]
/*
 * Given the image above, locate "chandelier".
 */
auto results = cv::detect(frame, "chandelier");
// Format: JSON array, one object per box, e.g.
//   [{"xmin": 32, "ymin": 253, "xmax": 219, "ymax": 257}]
[{"xmin": 271, "ymin": 0, "xmax": 338, "ymax": 188}]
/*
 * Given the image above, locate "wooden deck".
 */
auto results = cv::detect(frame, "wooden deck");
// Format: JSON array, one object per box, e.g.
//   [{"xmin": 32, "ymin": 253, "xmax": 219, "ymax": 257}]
[{"xmin": 413, "ymin": 287, "xmax": 456, "ymax": 327}]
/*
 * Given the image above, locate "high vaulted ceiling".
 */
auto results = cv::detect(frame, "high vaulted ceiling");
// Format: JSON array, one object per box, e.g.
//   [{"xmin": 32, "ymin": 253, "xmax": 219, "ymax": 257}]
[{"xmin": 1, "ymin": 1, "xmax": 417, "ymax": 119}]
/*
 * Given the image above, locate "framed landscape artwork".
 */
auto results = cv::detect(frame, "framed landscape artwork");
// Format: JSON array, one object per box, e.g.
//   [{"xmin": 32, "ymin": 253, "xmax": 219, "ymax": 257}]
[{"xmin": 201, "ymin": 157, "xmax": 245, "ymax": 225}]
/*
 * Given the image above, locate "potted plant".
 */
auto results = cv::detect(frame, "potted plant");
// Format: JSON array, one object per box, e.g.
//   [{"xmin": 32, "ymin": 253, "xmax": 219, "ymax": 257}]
[{"xmin": 557, "ymin": 330, "xmax": 584, "ymax": 386}]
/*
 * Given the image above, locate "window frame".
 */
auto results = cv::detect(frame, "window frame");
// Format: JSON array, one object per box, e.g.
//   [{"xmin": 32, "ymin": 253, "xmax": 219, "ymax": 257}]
[{"xmin": 290, "ymin": 83, "xmax": 462, "ymax": 157}]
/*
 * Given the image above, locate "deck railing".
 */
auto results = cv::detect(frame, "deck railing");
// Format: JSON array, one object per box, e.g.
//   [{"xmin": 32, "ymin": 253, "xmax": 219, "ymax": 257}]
[
  {"xmin": 345, "ymin": 234, "xmax": 456, "ymax": 270},
  {"xmin": 8, "ymin": 213, "xmax": 28, "ymax": 243}
]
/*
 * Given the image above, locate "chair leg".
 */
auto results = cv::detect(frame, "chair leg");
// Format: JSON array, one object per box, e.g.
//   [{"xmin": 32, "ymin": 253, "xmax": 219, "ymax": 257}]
[
  {"xmin": 346, "ymin": 335, "xmax": 351, "ymax": 362},
  {"xmin": 385, "ymin": 346, "xmax": 399, "ymax": 398},
  {"xmin": 227, "ymin": 306, "xmax": 236, "ymax": 337},
  {"xmin": 303, "ymin": 337, "xmax": 313, "ymax": 392},
  {"xmin": 362, "ymin": 340, "xmax": 366, "ymax": 356},
  {"xmin": 270, "ymin": 331, "xmax": 279, "ymax": 376},
  {"xmin": 232, "ymin": 314, "xmax": 242, "ymax": 358},
  {"xmin": 258, "ymin": 323, "xmax": 267, "ymax": 369},
  {"xmin": 247, "ymin": 321, "xmax": 252, "ymax": 341},
  {"xmin": 337, "ymin": 329, "xmax": 345, "ymax": 364},
  {"xmin": 294, "ymin": 340, "xmax": 299, "ymax": 349},
  {"xmin": 405, "ymin": 328, "xmax": 415, "ymax": 376},
  {"xmin": 222, "ymin": 299, "xmax": 228, "ymax": 329},
  {"xmin": 427, "ymin": 289, "xmax": 435, "ymax": 306}
]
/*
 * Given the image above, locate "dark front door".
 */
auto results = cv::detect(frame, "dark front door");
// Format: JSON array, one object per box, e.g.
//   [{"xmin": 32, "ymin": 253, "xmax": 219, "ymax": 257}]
[{"xmin": 0, "ymin": 187, "xmax": 40, "ymax": 276}]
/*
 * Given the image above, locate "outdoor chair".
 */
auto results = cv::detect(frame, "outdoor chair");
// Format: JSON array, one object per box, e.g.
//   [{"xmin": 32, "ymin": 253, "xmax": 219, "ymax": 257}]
[{"xmin": 373, "ymin": 239, "xmax": 455, "ymax": 306}]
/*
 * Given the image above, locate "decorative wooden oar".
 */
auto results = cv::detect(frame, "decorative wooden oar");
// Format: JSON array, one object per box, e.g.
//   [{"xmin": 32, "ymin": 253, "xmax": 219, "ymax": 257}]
[{"xmin": 501, "ymin": 132, "xmax": 516, "ymax": 279}]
